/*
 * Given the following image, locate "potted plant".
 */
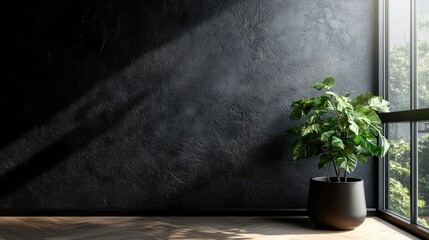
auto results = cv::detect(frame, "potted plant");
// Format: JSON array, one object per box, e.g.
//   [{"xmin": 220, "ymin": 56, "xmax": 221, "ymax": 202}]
[{"xmin": 288, "ymin": 77, "xmax": 390, "ymax": 230}]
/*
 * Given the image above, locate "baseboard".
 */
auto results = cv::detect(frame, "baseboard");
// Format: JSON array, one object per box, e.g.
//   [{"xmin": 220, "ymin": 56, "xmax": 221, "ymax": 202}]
[{"xmin": 0, "ymin": 208, "xmax": 377, "ymax": 216}]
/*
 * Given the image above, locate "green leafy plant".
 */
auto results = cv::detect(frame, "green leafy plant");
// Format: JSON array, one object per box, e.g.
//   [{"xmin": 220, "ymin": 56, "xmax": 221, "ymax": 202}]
[{"xmin": 288, "ymin": 77, "xmax": 390, "ymax": 182}]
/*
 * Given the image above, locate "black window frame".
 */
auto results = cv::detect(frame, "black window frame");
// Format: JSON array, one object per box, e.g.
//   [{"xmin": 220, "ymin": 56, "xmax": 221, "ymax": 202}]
[{"xmin": 378, "ymin": 0, "xmax": 429, "ymax": 238}]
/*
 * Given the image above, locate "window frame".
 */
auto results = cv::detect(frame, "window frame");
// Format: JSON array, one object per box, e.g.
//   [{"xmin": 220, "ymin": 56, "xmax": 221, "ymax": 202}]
[{"xmin": 378, "ymin": 0, "xmax": 429, "ymax": 238}]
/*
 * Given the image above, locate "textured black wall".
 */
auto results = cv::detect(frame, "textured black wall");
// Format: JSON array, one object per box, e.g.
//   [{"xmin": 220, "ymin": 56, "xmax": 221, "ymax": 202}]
[{"xmin": 0, "ymin": 0, "xmax": 377, "ymax": 211}]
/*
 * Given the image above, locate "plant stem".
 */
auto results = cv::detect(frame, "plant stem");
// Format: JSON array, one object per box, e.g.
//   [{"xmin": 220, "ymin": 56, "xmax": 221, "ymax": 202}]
[
  {"xmin": 344, "ymin": 170, "xmax": 347, "ymax": 182},
  {"xmin": 338, "ymin": 169, "xmax": 342, "ymax": 182},
  {"xmin": 332, "ymin": 160, "xmax": 340, "ymax": 182}
]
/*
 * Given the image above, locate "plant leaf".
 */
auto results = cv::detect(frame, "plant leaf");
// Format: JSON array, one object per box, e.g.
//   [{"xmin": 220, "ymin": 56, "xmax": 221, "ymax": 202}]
[
  {"xmin": 368, "ymin": 96, "xmax": 390, "ymax": 112},
  {"xmin": 360, "ymin": 134, "xmax": 378, "ymax": 153},
  {"xmin": 344, "ymin": 140, "xmax": 355, "ymax": 155},
  {"xmin": 366, "ymin": 110, "xmax": 381, "ymax": 125},
  {"xmin": 336, "ymin": 157, "xmax": 347, "ymax": 168},
  {"xmin": 290, "ymin": 109, "xmax": 303, "ymax": 120},
  {"xmin": 346, "ymin": 154, "xmax": 358, "ymax": 172},
  {"xmin": 292, "ymin": 137, "xmax": 317, "ymax": 161},
  {"xmin": 379, "ymin": 135, "xmax": 390, "ymax": 157},
  {"xmin": 353, "ymin": 93, "xmax": 374, "ymax": 107},
  {"xmin": 332, "ymin": 136, "xmax": 345, "ymax": 149},
  {"xmin": 313, "ymin": 83, "xmax": 326, "ymax": 90},
  {"xmin": 321, "ymin": 130, "xmax": 335, "ymax": 142},
  {"xmin": 302, "ymin": 124, "xmax": 320, "ymax": 136},
  {"xmin": 290, "ymin": 99, "xmax": 316, "ymax": 120},
  {"xmin": 336, "ymin": 101, "xmax": 344, "ymax": 112},
  {"xmin": 313, "ymin": 96, "xmax": 331, "ymax": 114},
  {"xmin": 357, "ymin": 153, "xmax": 367, "ymax": 164},
  {"xmin": 322, "ymin": 77, "xmax": 335, "ymax": 89},
  {"xmin": 286, "ymin": 126, "xmax": 302, "ymax": 137},
  {"xmin": 318, "ymin": 153, "xmax": 331, "ymax": 169},
  {"xmin": 365, "ymin": 133, "xmax": 378, "ymax": 146},
  {"xmin": 325, "ymin": 91, "xmax": 338, "ymax": 97},
  {"xmin": 354, "ymin": 134, "xmax": 363, "ymax": 145},
  {"xmin": 349, "ymin": 119, "xmax": 360, "ymax": 135}
]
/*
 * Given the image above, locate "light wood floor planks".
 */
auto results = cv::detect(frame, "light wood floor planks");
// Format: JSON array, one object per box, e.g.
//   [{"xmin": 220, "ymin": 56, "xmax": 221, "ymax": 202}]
[{"xmin": 0, "ymin": 216, "xmax": 420, "ymax": 240}]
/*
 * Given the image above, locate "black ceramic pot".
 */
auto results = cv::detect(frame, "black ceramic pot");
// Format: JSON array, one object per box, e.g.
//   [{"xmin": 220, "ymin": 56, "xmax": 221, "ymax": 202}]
[{"xmin": 307, "ymin": 176, "xmax": 366, "ymax": 230}]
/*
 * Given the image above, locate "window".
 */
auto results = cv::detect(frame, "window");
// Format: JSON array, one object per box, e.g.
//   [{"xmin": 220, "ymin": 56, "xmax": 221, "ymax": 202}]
[{"xmin": 379, "ymin": 0, "xmax": 429, "ymax": 237}]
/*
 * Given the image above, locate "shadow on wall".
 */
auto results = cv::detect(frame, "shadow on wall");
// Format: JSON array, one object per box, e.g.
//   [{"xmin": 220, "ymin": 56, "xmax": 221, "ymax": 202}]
[
  {"xmin": 0, "ymin": 0, "xmax": 236, "ymax": 148},
  {"xmin": 0, "ymin": 0, "xmax": 240, "ymax": 200},
  {"xmin": 0, "ymin": 0, "xmax": 239, "ymax": 195},
  {"xmin": 0, "ymin": 92, "xmax": 147, "ymax": 198}
]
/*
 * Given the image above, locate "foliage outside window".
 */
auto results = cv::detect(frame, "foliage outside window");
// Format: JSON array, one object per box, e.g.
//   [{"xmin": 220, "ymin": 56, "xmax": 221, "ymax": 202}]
[{"xmin": 388, "ymin": 138, "xmax": 429, "ymax": 227}]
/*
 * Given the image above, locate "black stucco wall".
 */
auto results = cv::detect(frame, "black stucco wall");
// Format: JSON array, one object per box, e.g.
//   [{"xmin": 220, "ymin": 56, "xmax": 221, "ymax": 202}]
[{"xmin": 0, "ymin": 0, "xmax": 377, "ymax": 210}]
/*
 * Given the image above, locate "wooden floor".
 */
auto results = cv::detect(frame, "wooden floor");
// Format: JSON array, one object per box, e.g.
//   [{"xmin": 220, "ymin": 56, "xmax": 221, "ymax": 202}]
[{"xmin": 0, "ymin": 216, "xmax": 419, "ymax": 240}]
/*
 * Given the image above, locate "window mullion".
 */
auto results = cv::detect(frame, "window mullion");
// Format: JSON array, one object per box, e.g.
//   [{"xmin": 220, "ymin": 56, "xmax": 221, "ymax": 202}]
[
  {"xmin": 381, "ymin": 0, "xmax": 388, "ymax": 100},
  {"xmin": 411, "ymin": 121, "xmax": 418, "ymax": 224},
  {"xmin": 381, "ymin": 0, "xmax": 390, "ymax": 100},
  {"xmin": 410, "ymin": 0, "xmax": 418, "ymax": 225},
  {"xmin": 383, "ymin": 123, "xmax": 389, "ymax": 210},
  {"xmin": 411, "ymin": 0, "xmax": 417, "ymax": 110},
  {"xmin": 378, "ymin": 0, "xmax": 387, "ymax": 212}
]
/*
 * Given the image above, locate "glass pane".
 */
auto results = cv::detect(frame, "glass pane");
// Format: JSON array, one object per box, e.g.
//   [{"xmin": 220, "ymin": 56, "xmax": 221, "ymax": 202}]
[
  {"xmin": 387, "ymin": 122, "xmax": 411, "ymax": 219},
  {"xmin": 388, "ymin": 0, "xmax": 411, "ymax": 111},
  {"xmin": 417, "ymin": 0, "xmax": 429, "ymax": 109},
  {"xmin": 418, "ymin": 121, "xmax": 429, "ymax": 228}
]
